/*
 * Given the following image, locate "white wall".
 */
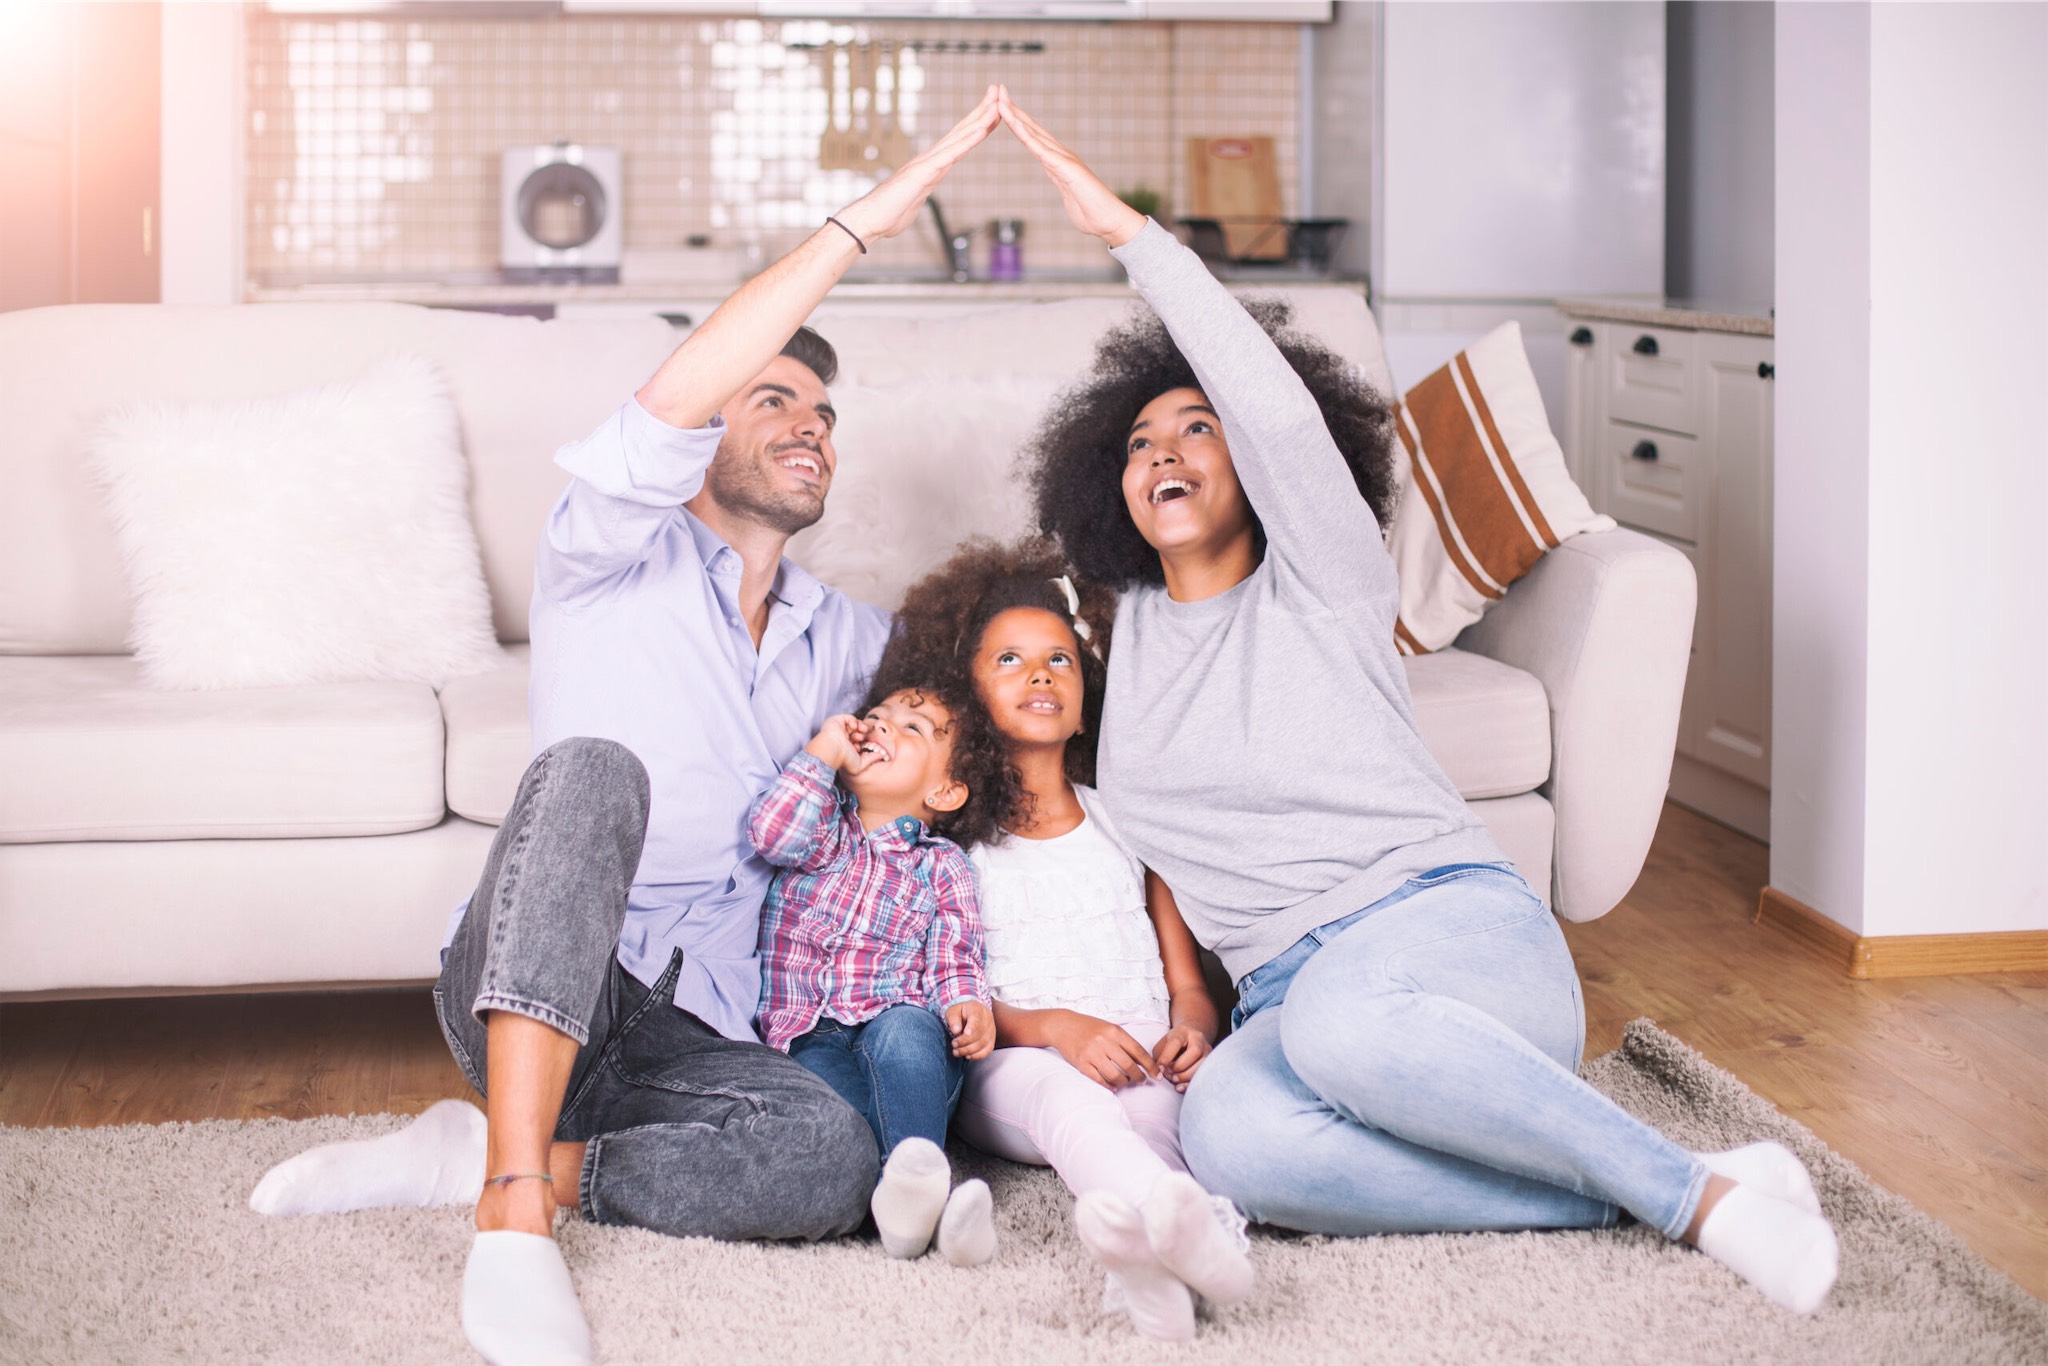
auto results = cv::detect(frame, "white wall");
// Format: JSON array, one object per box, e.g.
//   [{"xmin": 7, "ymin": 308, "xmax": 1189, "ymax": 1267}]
[
  {"xmin": 1861, "ymin": 2, "xmax": 2048, "ymax": 937},
  {"xmin": 1666, "ymin": 1, "xmax": 1773, "ymax": 303},
  {"xmin": 1770, "ymin": 1, "xmax": 1870, "ymax": 932},
  {"xmin": 160, "ymin": 0, "xmax": 242, "ymax": 305},
  {"xmin": 1307, "ymin": 0, "xmax": 1375, "ymax": 282},
  {"xmin": 1771, "ymin": 1, "xmax": 2048, "ymax": 939}
]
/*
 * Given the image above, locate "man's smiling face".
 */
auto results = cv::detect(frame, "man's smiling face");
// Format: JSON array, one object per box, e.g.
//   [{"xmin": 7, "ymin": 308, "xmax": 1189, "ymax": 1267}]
[{"xmin": 701, "ymin": 354, "xmax": 839, "ymax": 535}]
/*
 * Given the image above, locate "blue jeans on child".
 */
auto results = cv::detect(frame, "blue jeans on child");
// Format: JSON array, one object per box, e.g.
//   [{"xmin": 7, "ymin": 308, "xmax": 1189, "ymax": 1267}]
[
  {"xmin": 789, "ymin": 1004, "xmax": 964, "ymax": 1156},
  {"xmin": 1179, "ymin": 863, "xmax": 1709, "ymax": 1240}
]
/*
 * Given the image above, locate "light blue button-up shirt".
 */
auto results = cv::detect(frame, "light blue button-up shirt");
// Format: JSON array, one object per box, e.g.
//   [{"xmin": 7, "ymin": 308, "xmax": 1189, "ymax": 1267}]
[{"xmin": 456, "ymin": 397, "xmax": 889, "ymax": 1043}]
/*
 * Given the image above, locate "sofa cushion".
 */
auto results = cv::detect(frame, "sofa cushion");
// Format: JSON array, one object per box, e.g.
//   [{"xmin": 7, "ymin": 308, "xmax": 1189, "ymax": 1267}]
[
  {"xmin": 0, "ymin": 303, "xmax": 678, "ymax": 654},
  {"xmin": 440, "ymin": 645, "xmax": 1547, "ymax": 827},
  {"xmin": 440, "ymin": 645, "xmax": 531, "ymax": 825},
  {"xmin": 1403, "ymin": 647, "xmax": 1552, "ymax": 799},
  {"xmin": 0, "ymin": 818, "xmax": 497, "ymax": 993},
  {"xmin": 0, "ymin": 655, "xmax": 446, "ymax": 842},
  {"xmin": 89, "ymin": 354, "xmax": 506, "ymax": 691},
  {"xmin": 1468, "ymin": 791, "xmax": 1557, "ymax": 907},
  {"xmin": 1388, "ymin": 321, "xmax": 1614, "ymax": 654}
]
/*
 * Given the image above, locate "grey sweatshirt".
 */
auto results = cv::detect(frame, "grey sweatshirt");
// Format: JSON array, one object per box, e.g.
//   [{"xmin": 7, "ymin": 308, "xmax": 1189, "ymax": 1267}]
[{"xmin": 1096, "ymin": 221, "xmax": 1507, "ymax": 983}]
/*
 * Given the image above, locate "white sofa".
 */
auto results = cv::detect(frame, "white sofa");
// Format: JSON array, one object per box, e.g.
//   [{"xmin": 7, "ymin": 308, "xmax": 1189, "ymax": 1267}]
[{"xmin": 0, "ymin": 291, "xmax": 1695, "ymax": 998}]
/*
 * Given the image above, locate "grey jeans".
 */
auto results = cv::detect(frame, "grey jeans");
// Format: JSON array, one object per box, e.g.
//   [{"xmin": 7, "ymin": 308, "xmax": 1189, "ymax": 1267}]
[{"xmin": 434, "ymin": 736, "xmax": 880, "ymax": 1241}]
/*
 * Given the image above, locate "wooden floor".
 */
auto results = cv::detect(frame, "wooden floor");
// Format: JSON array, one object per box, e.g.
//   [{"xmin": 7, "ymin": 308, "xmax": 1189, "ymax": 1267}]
[{"xmin": 3, "ymin": 803, "xmax": 2043, "ymax": 1298}]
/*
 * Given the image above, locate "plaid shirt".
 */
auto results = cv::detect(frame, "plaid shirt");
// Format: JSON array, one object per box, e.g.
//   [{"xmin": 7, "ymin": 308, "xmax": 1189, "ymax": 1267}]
[{"xmin": 749, "ymin": 751, "xmax": 989, "ymax": 1053}]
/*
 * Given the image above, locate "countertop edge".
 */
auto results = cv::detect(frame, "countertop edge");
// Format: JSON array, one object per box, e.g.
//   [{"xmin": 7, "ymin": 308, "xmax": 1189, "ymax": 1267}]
[
  {"xmin": 1558, "ymin": 296, "xmax": 1774, "ymax": 338},
  {"xmin": 244, "ymin": 276, "xmax": 1369, "ymax": 308}
]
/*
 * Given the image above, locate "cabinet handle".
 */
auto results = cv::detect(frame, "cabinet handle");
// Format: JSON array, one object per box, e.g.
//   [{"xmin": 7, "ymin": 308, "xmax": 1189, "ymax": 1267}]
[
  {"xmin": 1757, "ymin": 361, "xmax": 1775, "ymax": 380},
  {"xmin": 656, "ymin": 311, "xmax": 694, "ymax": 328},
  {"xmin": 1569, "ymin": 326, "xmax": 1594, "ymax": 346},
  {"xmin": 1631, "ymin": 440, "xmax": 1659, "ymax": 462},
  {"xmin": 1632, "ymin": 334, "xmax": 1659, "ymax": 357}
]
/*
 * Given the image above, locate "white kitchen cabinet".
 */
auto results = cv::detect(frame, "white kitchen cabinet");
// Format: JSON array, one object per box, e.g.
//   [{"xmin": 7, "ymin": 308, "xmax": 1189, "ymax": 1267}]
[{"xmin": 1561, "ymin": 306, "xmax": 1775, "ymax": 840}]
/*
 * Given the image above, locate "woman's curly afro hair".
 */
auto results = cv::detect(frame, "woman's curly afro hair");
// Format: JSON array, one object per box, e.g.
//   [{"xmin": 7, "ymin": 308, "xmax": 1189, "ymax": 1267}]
[
  {"xmin": 1027, "ymin": 298, "xmax": 1400, "ymax": 588},
  {"xmin": 865, "ymin": 536, "xmax": 1116, "ymax": 847}
]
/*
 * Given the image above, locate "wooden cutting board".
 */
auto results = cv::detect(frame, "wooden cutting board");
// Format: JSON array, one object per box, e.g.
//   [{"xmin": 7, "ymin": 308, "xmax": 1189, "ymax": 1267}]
[{"xmin": 1185, "ymin": 136, "xmax": 1286, "ymax": 260}]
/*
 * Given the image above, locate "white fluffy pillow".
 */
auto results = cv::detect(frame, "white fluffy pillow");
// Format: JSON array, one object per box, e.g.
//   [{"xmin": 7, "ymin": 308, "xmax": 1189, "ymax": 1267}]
[{"xmin": 90, "ymin": 354, "xmax": 506, "ymax": 690}]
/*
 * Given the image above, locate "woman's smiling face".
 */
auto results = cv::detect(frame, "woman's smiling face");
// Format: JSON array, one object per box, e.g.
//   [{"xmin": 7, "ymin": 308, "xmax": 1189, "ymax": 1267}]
[
  {"xmin": 972, "ymin": 606, "xmax": 1085, "ymax": 751},
  {"xmin": 1119, "ymin": 386, "xmax": 1256, "ymax": 560}
]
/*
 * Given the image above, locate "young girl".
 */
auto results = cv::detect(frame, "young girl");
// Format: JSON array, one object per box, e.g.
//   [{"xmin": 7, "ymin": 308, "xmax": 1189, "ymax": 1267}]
[{"xmin": 873, "ymin": 537, "xmax": 1253, "ymax": 1343}]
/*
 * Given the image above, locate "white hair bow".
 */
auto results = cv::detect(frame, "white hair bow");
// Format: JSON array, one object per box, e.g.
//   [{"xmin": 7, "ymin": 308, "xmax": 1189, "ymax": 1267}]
[{"xmin": 1051, "ymin": 574, "xmax": 1094, "ymax": 643}]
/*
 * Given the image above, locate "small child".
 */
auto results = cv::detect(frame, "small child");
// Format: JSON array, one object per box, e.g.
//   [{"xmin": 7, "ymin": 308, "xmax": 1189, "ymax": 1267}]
[
  {"xmin": 747, "ymin": 684, "xmax": 1001, "ymax": 1267},
  {"xmin": 883, "ymin": 538, "xmax": 1255, "ymax": 1343}
]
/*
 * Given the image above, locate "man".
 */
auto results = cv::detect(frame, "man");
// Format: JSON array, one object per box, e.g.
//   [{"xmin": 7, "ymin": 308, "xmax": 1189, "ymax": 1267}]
[{"xmin": 251, "ymin": 87, "xmax": 1007, "ymax": 1366}]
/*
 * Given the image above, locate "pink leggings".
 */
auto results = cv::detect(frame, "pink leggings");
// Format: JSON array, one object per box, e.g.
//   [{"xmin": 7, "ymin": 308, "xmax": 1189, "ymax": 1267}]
[{"xmin": 954, "ymin": 1019, "xmax": 1187, "ymax": 1210}]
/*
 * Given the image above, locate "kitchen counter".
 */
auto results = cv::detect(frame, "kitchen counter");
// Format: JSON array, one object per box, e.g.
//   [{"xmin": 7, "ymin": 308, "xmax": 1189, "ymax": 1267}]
[
  {"xmin": 1556, "ymin": 296, "xmax": 1774, "ymax": 337},
  {"xmin": 246, "ymin": 269, "xmax": 1366, "ymax": 310}
]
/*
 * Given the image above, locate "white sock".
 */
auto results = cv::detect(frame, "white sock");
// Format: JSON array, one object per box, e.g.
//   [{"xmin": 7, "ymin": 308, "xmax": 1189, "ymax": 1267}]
[
  {"xmin": 870, "ymin": 1137, "xmax": 951, "ymax": 1259},
  {"xmin": 249, "ymin": 1098, "xmax": 487, "ymax": 1215},
  {"xmin": 1695, "ymin": 1142, "xmax": 1823, "ymax": 1216},
  {"xmin": 1693, "ymin": 1183, "xmax": 1840, "ymax": 1314},
  {"xmin": 1142, "ymin": 1172, "xmax": 1253, "ymax": 1307},
  {"xmin": 1075, "ymin": 1191, "xmax": 1195, "ymax": 1343},
  {"xmin": 934, "ymin": 1178, "xmax": 998, "ymax": 1267},
  {"xmin": 461, "ymin": 1231, "xmax": 592, "ymax": 1366}
]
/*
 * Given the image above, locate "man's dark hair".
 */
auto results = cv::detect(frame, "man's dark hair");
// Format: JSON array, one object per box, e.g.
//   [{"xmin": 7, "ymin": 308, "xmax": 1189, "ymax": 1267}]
[
  {"xmin": 780, "ymin": 326, "xmax": 838, "ymax": 387},
  {"xmin": 1026, "ymin": 299, "xmax": 1399, "ymax": 588}
]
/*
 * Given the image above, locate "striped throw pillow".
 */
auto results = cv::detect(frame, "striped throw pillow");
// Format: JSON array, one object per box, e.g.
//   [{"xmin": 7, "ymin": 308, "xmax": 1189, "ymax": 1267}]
[{"xmin": 1386, "ymin": 322, "xmax": 1613, "ymax": 654}]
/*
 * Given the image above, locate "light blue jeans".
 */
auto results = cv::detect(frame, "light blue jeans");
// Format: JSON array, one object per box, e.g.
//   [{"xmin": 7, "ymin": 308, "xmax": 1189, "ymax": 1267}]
[{"xmin": 1179, "ymin": 864, "xmax": 1708, "ymax": 1240}]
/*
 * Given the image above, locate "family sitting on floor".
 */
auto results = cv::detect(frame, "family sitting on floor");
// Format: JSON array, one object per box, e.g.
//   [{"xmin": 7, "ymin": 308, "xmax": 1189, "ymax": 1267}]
[{"xmin": 250, "ymin": 89, "xmax": 1841, "ymax": 1365}]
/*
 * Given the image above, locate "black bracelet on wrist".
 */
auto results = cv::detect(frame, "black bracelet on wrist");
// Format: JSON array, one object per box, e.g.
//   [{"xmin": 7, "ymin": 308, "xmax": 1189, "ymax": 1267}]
[{"xmin": 824, "ymin": 215, "xmax": 867, "ymax": 254}]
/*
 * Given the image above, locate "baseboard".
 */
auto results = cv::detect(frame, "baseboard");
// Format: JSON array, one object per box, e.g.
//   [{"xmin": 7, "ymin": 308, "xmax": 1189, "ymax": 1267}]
[
  {"xmin": 1754, "ymin": 887, "xmax": 1859, "ymax": 969},
  {"xmin": 1755, "ymin": 887, "xmax": 2048, "ymax": 979},
  {"xmin": 1668, "ymin": 755, "xmax": 1770, "ymax": 843}
]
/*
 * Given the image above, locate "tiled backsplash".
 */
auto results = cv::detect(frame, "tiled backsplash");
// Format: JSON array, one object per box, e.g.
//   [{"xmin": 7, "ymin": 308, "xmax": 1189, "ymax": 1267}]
[{"xmin": 244, "ymin": 12, "xmax": 1301, "ymax": 285}]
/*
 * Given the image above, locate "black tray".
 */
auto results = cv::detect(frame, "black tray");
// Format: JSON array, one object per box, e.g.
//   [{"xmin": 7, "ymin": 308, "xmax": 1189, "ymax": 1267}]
[{"xmin": 1178, "ymin": 218, "xmax": 1349, "ymax": 272}]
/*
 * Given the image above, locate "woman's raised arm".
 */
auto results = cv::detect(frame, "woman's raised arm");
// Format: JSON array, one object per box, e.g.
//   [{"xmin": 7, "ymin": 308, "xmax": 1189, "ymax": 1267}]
[{"xmin": 999, "ymin": 90, "xmax": 1393, "ymax": 615}]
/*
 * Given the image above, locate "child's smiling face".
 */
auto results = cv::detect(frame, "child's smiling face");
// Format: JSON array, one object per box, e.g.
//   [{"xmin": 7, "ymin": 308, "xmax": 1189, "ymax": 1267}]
[
  {"xmin": 972, "ymin": 607, "xmax": 1085, "ymax": 751},
  {"xmin": 843, "ymin": 688, "xmax": 966, "ymax": 821}
]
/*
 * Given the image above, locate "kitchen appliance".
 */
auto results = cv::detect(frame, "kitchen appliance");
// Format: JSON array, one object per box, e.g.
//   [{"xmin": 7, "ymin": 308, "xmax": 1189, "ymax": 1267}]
[
  {"xmin": 1371, "ymin": 2, "xmax": 1665, "ymax": 415},
  {"xmin": 500, "ymin": 143, "xmax": 622, "ymax": 283}
]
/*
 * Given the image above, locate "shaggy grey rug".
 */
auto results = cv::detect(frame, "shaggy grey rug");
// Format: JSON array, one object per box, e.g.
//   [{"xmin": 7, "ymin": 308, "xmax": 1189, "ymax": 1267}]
[{"xmin": 3, "ymin": 1021, "xmax": 2042, "ymax": 1365}]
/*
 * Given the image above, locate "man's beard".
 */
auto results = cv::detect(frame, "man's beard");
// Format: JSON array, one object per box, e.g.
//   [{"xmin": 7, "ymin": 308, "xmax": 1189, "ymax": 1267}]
[{"xmin": 703, "ymin": 436, "xmax": 828, "ymax": 536}]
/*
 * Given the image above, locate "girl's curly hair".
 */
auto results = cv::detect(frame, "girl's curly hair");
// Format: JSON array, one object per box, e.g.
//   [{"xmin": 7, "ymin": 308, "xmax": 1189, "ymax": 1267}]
[
  {"xmin": 1026, "ymin": 298, "xmax": 1400, "ymax": 588},
  {"xmin": 865, "ymin": 536, "xmax": 1116, "ymax": 847}
]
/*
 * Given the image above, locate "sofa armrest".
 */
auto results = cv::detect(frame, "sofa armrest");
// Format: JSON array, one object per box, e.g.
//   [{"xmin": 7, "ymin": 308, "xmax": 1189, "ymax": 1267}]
[{"xmin": 1453, "ymin": 527, "xmax": 1696, "ymax": 922}]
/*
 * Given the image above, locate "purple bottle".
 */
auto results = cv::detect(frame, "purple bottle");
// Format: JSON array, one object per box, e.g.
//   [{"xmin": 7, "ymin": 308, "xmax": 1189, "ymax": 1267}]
[{"xmin": 989, "ymin": 219, "xmax": 1024, "ymax": 281}]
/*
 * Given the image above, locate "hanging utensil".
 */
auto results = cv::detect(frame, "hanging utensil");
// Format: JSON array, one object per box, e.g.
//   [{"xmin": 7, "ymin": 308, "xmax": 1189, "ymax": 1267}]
[
  {"xmin": 873, "ymin": 42, "xmax": 914, "ymax": 169},
  {"xmin": 817, "ymin": 42, "xmax": 858, "ymax": 172},
  {"xmin": 850, "ymin": 42, "xmax": 878, "ymax": 168}
]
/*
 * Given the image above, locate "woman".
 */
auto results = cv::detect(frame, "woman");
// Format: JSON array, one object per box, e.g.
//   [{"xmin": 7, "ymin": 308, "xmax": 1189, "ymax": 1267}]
[{"xmin": 998, "ymin": 89, "xmax": 1839, "ymax": 1316}]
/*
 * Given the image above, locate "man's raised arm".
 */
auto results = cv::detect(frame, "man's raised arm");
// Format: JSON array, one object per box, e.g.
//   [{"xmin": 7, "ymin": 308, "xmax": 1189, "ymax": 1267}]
[
  {"xmin": 539, "ymin": 88, "xmax": 1001, "ymax": 608},
  {"xmin": 635, "ymin": 87, "xmax": 1002, "ymax": 428}
]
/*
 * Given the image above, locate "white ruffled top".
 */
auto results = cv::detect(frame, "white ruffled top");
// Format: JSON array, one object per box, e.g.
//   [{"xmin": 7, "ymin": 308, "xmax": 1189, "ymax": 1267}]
[{"xmin": 969, "ymin": 784, "xmax": 1170, "ymax": 1023}]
